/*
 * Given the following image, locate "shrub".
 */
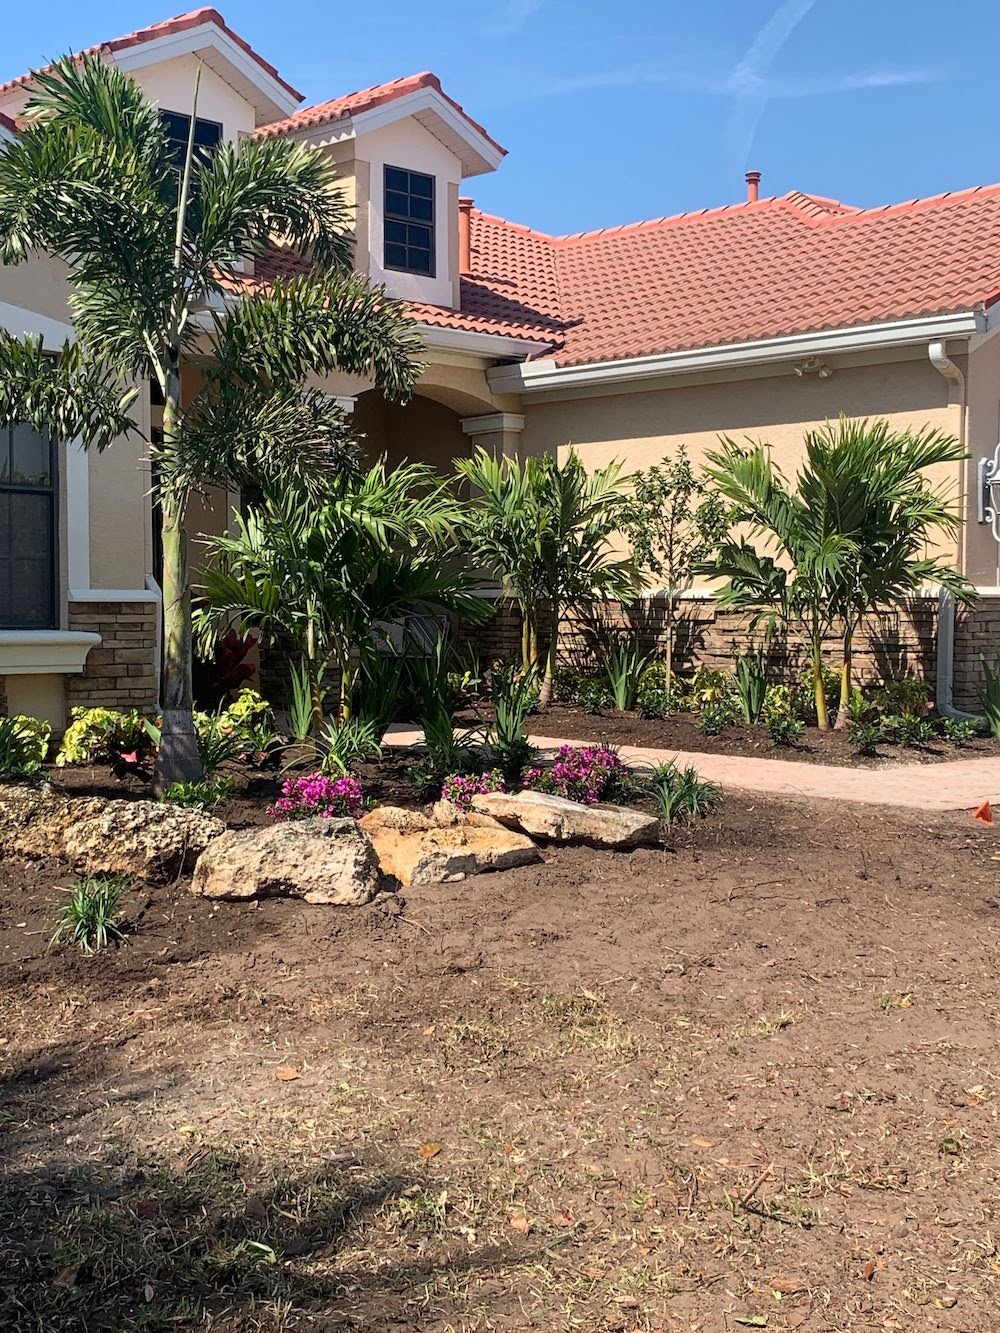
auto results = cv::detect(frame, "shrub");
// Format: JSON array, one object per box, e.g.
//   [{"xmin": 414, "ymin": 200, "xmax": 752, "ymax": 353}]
[
  {"xmin": 604, "ymin": 639, "xmax": 655, "ymax": 712},
  {"xmin": 797, "ymin": 666, "xmax": 840, "ymax": 727},
  {"xmin": 761, "ymin": 684, "xmax": 800, "ymax": 725},
  {"xmin": 192, "ymin": 711, "xmax": 244, "ymax": 777},
  {"xmin": 848, "ymin": 719, "xmax": 883, "ymax": 755},
  {"xmin": 874, "ymin": 677, "xmax": 933, "ymax": 718},
  {"xmin": 51, "ymin": 874, "xmax": 129, "ymax": 954},
  {"xmin": 316, "ymin": 718, "xmax": 382, "ymax": 776},
  {"xmin": 56, "ymin": 707, "xmax": 150, "ymax": 768},
  {"xmin": 942, "ymin": 717, "xmax": 978, "ymax": 747},
  {"xmin": 354, "ymin": 651, "xmax": 406, "ymax": 742},
  {"xmin": 268, "ymin": 773, "xmax": 364, "ymax": 820},
  {"xmin": 978, "ymin": 654, "xmax": 1000, "ymax": 738},
  {"xmin": 552, "ymin": 667, "xmax": 611, "ymax": 712},
  {"xmin": 734, "ymin": 649, "xmax": 769, "ymax": 724},
  {"xmin": 0, "ymin": 714, "xmax": 51, "ymax": 776},
  {"xmin": 768, "ymin": 714, "xmax": 805, "ymax": 747},
  {"xmin": 689, "ymin": 666, "xmax": 736, "ymax": 710},
  {"xmin": 882, "ymin": 713, "xmax": 936, "ymax": 748},
  {"xmin": 224, "ymin": 687, "xmax": 273, "ymax": 731},
  {"xmin": 441, "ymin": 769, "xmax": 506, "ymax": 812},
  {"xmin": 412, "ymin": 708, "xmax": 484, "ymax": 797},
  {"xmin": 522, "ymin": 743, "xmax": 633, "ymax": 805},
  {"xmin": 696, "ymin": 698, "xmax": 737, "ymax": 736},
  {"xmin": 648, "ymin": 761, "xmax": 722, "ymax": 823},
  {"xmin": 636, "ymin": 662, "xmax": 682, "ymax": 719},
  {"xmin": 488, "ymin": 664, "xmax": 538, "ymax": 783},
  {"xmin": 160, "ymin": 776, "xmax": 236, "ymax": 809}
]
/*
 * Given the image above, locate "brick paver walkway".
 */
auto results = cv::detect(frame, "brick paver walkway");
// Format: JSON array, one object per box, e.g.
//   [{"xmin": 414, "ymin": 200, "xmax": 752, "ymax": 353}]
[{"xmin": 385, "ymin": 725, "xmax": 1000, "ymax": 814}]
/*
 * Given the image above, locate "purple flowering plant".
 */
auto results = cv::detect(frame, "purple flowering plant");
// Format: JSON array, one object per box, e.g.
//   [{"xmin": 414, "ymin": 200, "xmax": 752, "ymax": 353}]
[
  {"xmin": 522, "ymin": 744, "xmax": 630, "ymax": 805},
  {"xmin": 268, "ymin": 772, "xmax": 364, "ymax": 821},
  {"xmin": 441, "ymin": 769, "xmax": 506, "ymax": 812}
]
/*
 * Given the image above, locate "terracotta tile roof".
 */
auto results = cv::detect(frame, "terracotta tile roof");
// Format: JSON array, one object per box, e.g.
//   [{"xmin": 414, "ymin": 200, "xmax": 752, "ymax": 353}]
[
  {"xmin": 460, "ymin": 185, "xmax": 1000, "ymax": 367},
  {"xmin": 0, "ymin": 8, "xmax": 303, "ymax": 103},
  {"xmin": 254, "ymin": 70, "xmax": 504, "ymax": 157}
]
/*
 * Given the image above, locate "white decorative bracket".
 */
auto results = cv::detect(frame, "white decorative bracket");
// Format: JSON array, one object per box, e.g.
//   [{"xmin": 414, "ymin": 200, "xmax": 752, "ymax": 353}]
[{"xmin": 978, "ymin": 442, "xmax": 1000, "ymax": 542}]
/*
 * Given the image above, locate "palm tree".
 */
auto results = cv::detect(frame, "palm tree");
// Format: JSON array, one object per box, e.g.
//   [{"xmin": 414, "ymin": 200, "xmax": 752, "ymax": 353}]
[
  {"xmin": 194, "ymin": 461, "xmax": 490, "ymax": 727},
  {"xmin": 698, "ymin": 419, "xmax": 972, "ymax": 729},
  {"xmin": 0, "ymin": 55, "xmax": 422, "ymax": 782}
]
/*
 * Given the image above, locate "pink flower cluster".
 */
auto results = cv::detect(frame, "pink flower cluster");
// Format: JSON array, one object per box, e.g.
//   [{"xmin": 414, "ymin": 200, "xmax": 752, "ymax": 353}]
[
  {"xmin": 268, "ymin": 772, "xmax": 364, "ymax": 821},
  {"xmin": 522, "ymin": 744, "xmax": 626, "ymax": 805},
  {"xmin": 441, "ymin": 769, "xmax": 506, "ymax": 812}
]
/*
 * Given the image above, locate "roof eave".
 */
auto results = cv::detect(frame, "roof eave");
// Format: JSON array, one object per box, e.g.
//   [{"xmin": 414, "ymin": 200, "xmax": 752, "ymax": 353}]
[
  {"xmin": 419, "ymin": 323, "xmax": 550, "ymax": 359},
  {"xmin": 488, "ymin": 310, "xmax": 987, "ymax": 394}
]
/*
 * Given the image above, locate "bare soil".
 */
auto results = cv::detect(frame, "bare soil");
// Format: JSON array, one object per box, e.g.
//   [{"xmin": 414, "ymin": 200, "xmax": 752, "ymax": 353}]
[
  {"xmin": 2, "ymin": 765, "xmax": 999, "ymax": 1331},
  {"xmin": 519, "ymin": 702, "xmax": 1000, "ymax": 768}
]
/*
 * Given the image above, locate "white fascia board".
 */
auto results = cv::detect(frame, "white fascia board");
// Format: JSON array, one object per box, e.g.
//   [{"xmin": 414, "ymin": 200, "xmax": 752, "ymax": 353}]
[
  {"xmin": 112, "ymin": 25, "xmax": 300, "ymax": 120},
  {"xmin": 351, "ymin": 87, "xmax": 505, "ymax": 177},
  {"xmin": 0, "ymin": 300, "xmax": 74, "ymax": 349},
  {"xmin": 419, "ymin": 322, "xmax": 546, "ymax": 360},
  {"xmin": 488, "ymin": 310, "xmax": 986, "ymax": 395}
]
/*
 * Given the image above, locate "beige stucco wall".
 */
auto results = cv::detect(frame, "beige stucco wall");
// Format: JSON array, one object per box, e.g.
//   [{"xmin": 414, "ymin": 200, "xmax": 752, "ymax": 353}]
[
  {"xmin": 965, "ymin": 330, "xmax": 1000, "ymax": 585},
  {"xmin": 522, "ymin": 351, "xmax": 965, "ymax": 574},
  {"xmin": 133, "ymin": 55, "xmax": 256, "ymax": 142},
  {"xmin": 0, "ymin": 252, "xmax": 73, "ymax": 325}
]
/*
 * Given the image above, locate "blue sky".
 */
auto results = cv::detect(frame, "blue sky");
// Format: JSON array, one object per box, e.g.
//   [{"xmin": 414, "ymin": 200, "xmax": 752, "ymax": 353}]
[{"xmin": 3, "ymin": 0, "xmax": 999, "ymax": 234}]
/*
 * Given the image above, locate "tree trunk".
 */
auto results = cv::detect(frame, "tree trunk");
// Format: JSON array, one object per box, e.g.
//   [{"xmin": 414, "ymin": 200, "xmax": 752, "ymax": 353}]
[
  {"xmin": 537, "ymin": 600, "xmax": 559, "ymax": 708},
  {"xmin": 834, "ymin": 627, "xmax": 853, "ymax": 731},
  {"xmin": 520, "ymin": 607, "xmax": 531, "ymax": 674},
  {"xmin": 812, "ymin": 641, "xmax": 830, "ymax": 731},
  {"xmin": 154, "ymin": 373, "xmax": 203, "ymax": 788},
  {"xmin": 664, "ymin": 594, "xmax": 674, "ymax": 697}
]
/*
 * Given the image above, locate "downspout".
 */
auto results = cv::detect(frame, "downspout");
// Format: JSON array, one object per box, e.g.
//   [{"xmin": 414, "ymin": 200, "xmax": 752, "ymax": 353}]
[{"xmin": 928, "ymin": 341, "xmax": 984, "ymax": 722}]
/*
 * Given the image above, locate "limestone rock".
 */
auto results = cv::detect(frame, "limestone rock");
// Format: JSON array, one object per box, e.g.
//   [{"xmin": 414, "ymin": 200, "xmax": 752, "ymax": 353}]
[
  {"xmin": 0, "ymin": 782, "xmax": 224, "ymax": 882},
  {"xmin": 191, "ymin": 817, "xmax": 381, "ymax": 905},
  {"xmin": 470, "ymin": 790, "xmax": 660, "ymax": 848},
  {"xmin": 359, "ymin": 804, "xmax": 540, "ymax": 887}
]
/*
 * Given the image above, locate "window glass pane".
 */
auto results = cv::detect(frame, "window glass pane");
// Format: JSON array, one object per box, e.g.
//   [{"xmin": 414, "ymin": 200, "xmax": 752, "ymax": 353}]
[
  {"xmin": 409, "ymin": 249, "xmax": 432, "ymax": 275},
  {"xmin": 409, "ymin": 194, "xmax": 433, "ymax": 222},
  {"xmin": 385, "ymin": 242, "xmax": 408, "ymax": 269},
  {"xmin": 385, "ymin": 166, "xmax": 409, "ymax": 192},
  {"xmin": 10, "ymin": 424, "xmax": 50, "ymax": 486},
  {"xmin": 385, "ymin": 190, "xmax": 410, "ymax": 217},
  {"xmin": 410, "ymin": 173, "xmax": 434, "ymax": 198},
  {"xmin": 385, "ymin": 220, "xmax": 407, "ymax": 244},
  {"xmin": 407, "ymin": 223, "xmax": 432, "ymax": 248},
  {"xmin": 0, "ymin": 491, "xmax": 53, "ymax": 629}
]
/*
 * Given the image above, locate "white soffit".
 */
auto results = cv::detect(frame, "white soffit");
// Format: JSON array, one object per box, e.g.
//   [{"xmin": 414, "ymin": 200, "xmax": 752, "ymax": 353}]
[{"xmin": 351, "ymin": 87, "xmax": 504, "ymax": 177}]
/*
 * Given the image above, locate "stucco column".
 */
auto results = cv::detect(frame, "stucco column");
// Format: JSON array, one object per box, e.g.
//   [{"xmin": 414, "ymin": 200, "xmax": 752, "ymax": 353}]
[{"xmin": 460, "ymin": 412, "xmax": 526, "ymax": 463}]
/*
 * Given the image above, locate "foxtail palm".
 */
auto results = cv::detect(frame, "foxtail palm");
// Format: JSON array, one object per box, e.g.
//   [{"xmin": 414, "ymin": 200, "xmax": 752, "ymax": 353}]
[{"xmin": 0, "ymin": 55, "xmax": 422, "ymax": 782}]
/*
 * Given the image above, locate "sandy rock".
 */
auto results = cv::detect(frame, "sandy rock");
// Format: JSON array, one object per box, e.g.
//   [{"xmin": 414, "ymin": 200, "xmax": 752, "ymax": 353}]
[
  {"xmin": 359, "ymin": 804, "xmax": 540, "ymax": 887},
  {"xmin": 0, "ymin": 782, "xmax": 224, "ymax": 882},
  {"xmin": 191, "ymin": 817, "xmax": 381, "ymax": 905},
  {"xmin": 470, "ymin": 790, "xmax": 660, "ymax": 848}
]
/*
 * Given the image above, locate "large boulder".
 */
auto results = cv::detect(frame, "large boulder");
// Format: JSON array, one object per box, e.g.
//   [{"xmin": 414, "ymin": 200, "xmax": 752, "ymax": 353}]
[
  {"xmin": 470, "ymin": 790, "xmax": 660, "ymax": 848},
  {"xmin": 0, "ymin": 783, "xmax": 223, "ymax": 882},
  {"xmin": 359, "ymin": 804, "xmax": 540, "ymax": 887},
  {"xmin": 191, "ymin": 817, "xmax": 381, "ymax": 905}
]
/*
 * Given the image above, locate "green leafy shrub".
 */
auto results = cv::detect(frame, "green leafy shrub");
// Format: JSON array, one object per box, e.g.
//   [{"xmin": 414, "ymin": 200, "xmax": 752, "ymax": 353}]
[
  {"xmin": 768, "ymin": 714, "xmax": 805, "ymax": 747},
  {"xmin": 489, "ymin": 664, "xmax": 539, "ymax": 783},
  {"xmin": 224, "ymin": 687, "xmax": 273, "ymax": 731},
  {"xmin": 761, "ymin": 684, "xmax": 800, "ymax": 725},
  {"xmin": 413, "ymin": 708, "xmax": 484, "ymax": 797},
  {"xmin": 604, "ymin": 639, "xmax": 655, "ymax": 712},
  {"xmin": 848, "ymin": 719, "xmax": 883, "ymax": 755},
  {"xmin": 635, "ymin": 662, "xmax": 682, "ymax": 719},
  {"xmin": 874, "ymin": 677, "xmax": 933, "ymax": 718},
  {"xmin": 978, "ymin": 654, "xmax": 1000, "ymax": 738},
  {"xmin": 689, "ymin": 666, "xmax": 736, "ymax": 710},
  {"xmin": 51, "ymin": 874, "xmax": 129, "ymax": 953},
  {"xmin": 695, "ymin": 698, "xmax": 737, "ymax": 736},
  {"xmin": 0, "ymin": 714, "xmax": 51, "ymax": 776},
  {"xmin": 734, "ymin": 648, "xmax": 769, "ymax": 724},
  {"xmin": 56, "ymin": 707, "xmax": 150, "ymax": 767},
  {"xmin": 882, "ymin": 713, "xmax": 936, "ymax": 748},
  {"xmin": 648, "ymin": 761, "xmax": 722, "ymax": 823},
  {"xmin": 161, "ymin": 776, "xmax": 236, "ymax": 809},
  {"xmin": 942, "ymin": 717, "xmax": 978, "ymax": 747},
  {"xmin": 354, "ymin": 651, "xmax": 406, "ymax": 741},
  {"xmin": 797, "ymin": 666, "xmax": 840, "ymax": 727},
  {"xmin": 316, "ymin": 717, "xmax": 382, "ymax": 776},
  {"xmin": 552, "ymin": 666, "xmax": 611, "ymax": 712}
]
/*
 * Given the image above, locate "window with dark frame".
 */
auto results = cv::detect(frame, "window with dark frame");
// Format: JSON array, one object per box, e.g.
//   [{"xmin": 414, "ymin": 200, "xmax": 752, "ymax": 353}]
[
  {"xmin": 0, "ymin": 424, "xmax": 57, "ymax": 630},
  {"xmin": 159, "ymin": 110, "xmax": 223, "ymax": 172},
  {"xmin": 383, "ymin": 165, "xmax": 435, "ymax": 277}
]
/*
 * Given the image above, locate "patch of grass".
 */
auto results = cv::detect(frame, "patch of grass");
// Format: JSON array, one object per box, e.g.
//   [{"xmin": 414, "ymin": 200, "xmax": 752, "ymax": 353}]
[
  {"xmin": 540, "ymin": 988, "xmax": 641, "ymax": 1061},
  {"xmin": 50, "ymin": 874, "xmax": 130, "ymax": 954}
]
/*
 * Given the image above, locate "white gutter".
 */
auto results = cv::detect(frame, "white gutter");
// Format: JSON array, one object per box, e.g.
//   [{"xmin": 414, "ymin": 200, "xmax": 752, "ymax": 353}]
[
  {"xmin": 418, "ymin": 323, "xmax": 550, "ymax": 360},
  {"xmin": 488, "ymin": 309, "xmax": 985, "ymax": 394}
]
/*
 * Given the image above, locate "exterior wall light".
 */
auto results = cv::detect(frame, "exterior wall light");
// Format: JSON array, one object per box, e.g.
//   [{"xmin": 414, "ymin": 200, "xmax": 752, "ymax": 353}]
[
  {"xmin": 978, "ymin": 442, "xmax": 1000, "ymax": 543},
  {"xmin": 793, "ymin": 357, "xmax": 833, "ymax": 379}
]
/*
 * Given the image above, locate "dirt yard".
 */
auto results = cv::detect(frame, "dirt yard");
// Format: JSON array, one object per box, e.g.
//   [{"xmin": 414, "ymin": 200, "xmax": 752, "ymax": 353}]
[{"xmin": 1, "ymin": 788, "xmax": 999, "ymax": 1331}]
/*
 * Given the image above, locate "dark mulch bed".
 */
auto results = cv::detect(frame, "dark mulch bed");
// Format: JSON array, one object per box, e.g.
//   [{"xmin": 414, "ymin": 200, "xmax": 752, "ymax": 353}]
[
  {"xmin": 458, "ymin": 701, "xmax": 1000, "ymax": 768},
  {"xmin": 0, "ymin": 783, "xmax": 997, "ymax": 1329}
]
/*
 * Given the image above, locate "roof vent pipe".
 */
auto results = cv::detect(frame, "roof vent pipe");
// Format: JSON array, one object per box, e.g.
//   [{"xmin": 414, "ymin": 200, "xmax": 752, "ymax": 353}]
[
  {"xmin": 745, "ymin": 170, "xmax": 761, "ymax": 203},
  {"xmin": 458, "ymin": 196, "xmax": 474, "ymax": 275}
]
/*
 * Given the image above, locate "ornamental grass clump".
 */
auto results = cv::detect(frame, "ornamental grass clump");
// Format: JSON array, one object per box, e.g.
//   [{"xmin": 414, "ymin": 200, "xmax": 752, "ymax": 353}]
[
  {"xmin": 268, "ymin": 773, "xmax": 364, "ymax": 821},
  {"xmin": 522, "ymin": 743, "xmax": 631, "ymax": 805},
  {"xmin": 441, "ymin": 770, "xmax": 506, "ymax": 812}
]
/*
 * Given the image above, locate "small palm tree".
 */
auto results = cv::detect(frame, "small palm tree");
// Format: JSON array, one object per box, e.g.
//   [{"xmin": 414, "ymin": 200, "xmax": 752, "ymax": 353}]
[
  {"xmin": 0, "ymin": 56, "xmax": 422, "ymax": 782},
  {"xmin": 195, "ymin": 462, "xmax": 490, "ymax": 726},
  {"xmin": 698, "ymin": 418, "xmax": 972, "ymax": 729}
]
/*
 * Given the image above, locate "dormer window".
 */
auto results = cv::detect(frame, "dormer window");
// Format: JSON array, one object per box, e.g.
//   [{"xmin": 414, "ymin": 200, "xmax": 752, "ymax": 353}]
[
  {"xmin": 160, "ymin": 110, "xmax": 223, "ymax": 171},
  {"xmin": 384, "ymin": 165, "xmax": 435, "ymax": 277}
]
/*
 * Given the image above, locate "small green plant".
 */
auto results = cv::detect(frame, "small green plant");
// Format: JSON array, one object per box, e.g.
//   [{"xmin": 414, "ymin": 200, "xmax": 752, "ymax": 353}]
[
  {"xmin": 410, "ymin": 632, "xmax": 463, "ymax": 720},
  {"xmin": 0, "ymin": 714, "xmax": 51, "ymax": 776},
  {"xmin": 224, "ymin": 687, "xmax": 273, "ymax": 731},
  {"xmin": 882, "ymin": 713, "xmax": 937, "ymax": 748},
  {"xmin": 287, "ymin": 658, "xmax": 323, "ymax": 742},
  {"xmin": 635, "ymin": 661, "xmax": 681, "ymax": 718},
  {"xmin": 648, "ymin": 761, "xmax": 722, "ymax": 823},
  {"xmin": 733, "ymin": 648, "xmax": 769, "ymax": 724},
  {"xmin": 761, "ymin": 683, "xmax": 799, "ymax": 725},
  {"xmin": 942, "ymin": 716, "xmax": 978, "ymax": 746},
  {"xmin": 316, "ymin": 717, "xmax": 382, "ymax": 776},
  {"xmin": 160, "ymin": 776, "xmax": 236, "ymax": 809},
  {"xmin": 874, "ymin": 677, "xmax": 933, "ymax": 718},
  {"xmin": 56, "ymin": 707, "xmax": 148, "ymax": 767},
  {"xmin": 797, "ymin": 665, "xmax": 840, "ymax": 726},
  {"xmin": 51, "ymin": 875, "xmax": 129, "ymax": 953},
  {"xmin": 604, "ymin": 638, "xmax": 655, "ymax": 712},
  {"xmin": 768, "ymin": 713, "xmax": 805, "ymax": 747},
  {"xmin": 696, "ymin": 698, "xmax": 737, "ymax": 736},
  {"xmin": 193, "ymin": 711, "xmax": 243, "ymax": 776},
  {"xmin": 848, "ymin": 718, "xmax": 883, "ymax": 755},
  {"xmin": 979, "ymin": 654, "xmax": 1000, "ymax": 738},
  {"xmin": 413, "ymin": 707, "xmax": 483, "ymax": 797},
  {"xmin": 689, "ymin": 666, "xmax": 736, "ymax": 710},
  {"xmin": 489, "ymin": 664, "xmax": 539, "ymax": 783},
  {"xmin": 354, "ymin": 650, "xmax": 406, "ymax": 741}
]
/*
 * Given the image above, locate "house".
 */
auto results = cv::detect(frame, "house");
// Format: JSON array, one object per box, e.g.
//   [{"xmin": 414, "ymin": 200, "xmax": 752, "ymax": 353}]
[{"xmin": 2, "ymin": 6, "xmax": 1000, "ymax": 727}]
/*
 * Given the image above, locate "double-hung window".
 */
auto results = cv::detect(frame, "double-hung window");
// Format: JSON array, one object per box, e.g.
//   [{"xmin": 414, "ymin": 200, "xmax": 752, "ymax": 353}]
[
  {"xmin": 383, "ymin": 165, "xmax": 435, "ymax": 277},
  {"xmin": 0, "ymin": 424, "xmax": 57, "ymax": 629},
  {"xmin": 159, "ymin": 110, "xmax": 223, "ymax": 172}
]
